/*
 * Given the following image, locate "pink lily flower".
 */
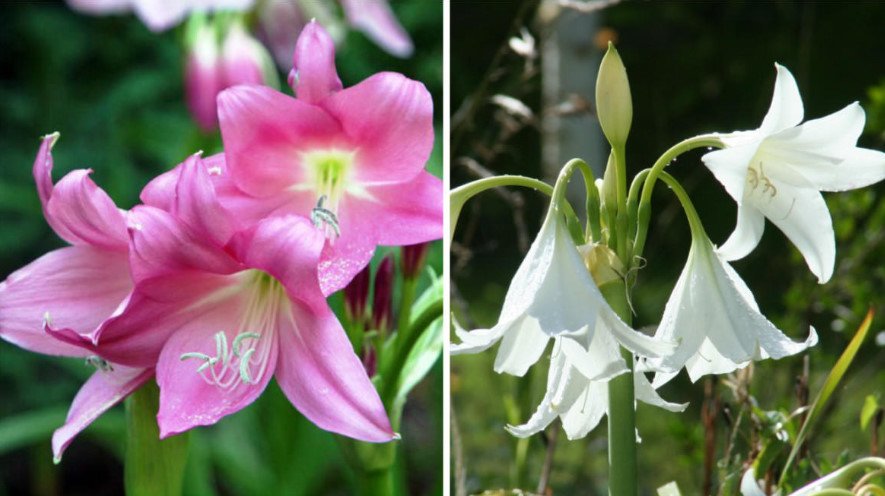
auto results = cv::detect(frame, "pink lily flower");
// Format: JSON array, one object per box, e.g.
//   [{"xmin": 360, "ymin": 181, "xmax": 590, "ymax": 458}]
[
  {"xmin": 0, "ymin": 134, "xmax": 152, "ymax": 461},
  {"xmin": 69, "ymin": 155, "xmax": 395, "ymax": 442},
  {"xmin": 258, "ymin": 0, "xmax": 413, "ymax": 68},
  {"xmin": 217, "ymin": 21, "xmax": 441, "ymax": 294},
  {"xmin": 67, "ymin": 0, "xmax": 255, "ymax": 32}
]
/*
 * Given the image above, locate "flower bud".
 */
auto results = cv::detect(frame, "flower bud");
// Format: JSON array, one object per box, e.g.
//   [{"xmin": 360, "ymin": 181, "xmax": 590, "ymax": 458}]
[
  {"xmin": 221, "ymin": 21, "xmax": 276, "ymax": 90},
  {"xmin": 401, "ymin": 242, "xmax": 429, "ymax": 281},
  {"xmin": 370, "ymin": 255, "xmax": 394, "ymax": 334},
  {"xmin": 184, "ymin": 16, "xmax": 222, "ymax": 132},
  {"xmin": 362, "ymin": 343, "xmax": 377, "ymax": 377},
  {"xmin": 344, "ymin": 263, "xmax": 371, "ymax": 326},
  {"xmin": 595, "ymin": 42, "xmax": 632, "ymax": 149},
  {"xmin": 577, "ymin": 242, "xmax": 624, "ymax": 288}
]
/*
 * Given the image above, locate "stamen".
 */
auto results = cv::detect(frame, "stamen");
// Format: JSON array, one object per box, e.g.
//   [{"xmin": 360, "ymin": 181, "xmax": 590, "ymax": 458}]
[
  {"xmin": 311, "ymin": 195, "xmax": 341, "ymax": 238},
  {"xmin": 85, "ymin": 355, "xmax": 114, "ymax": 372},
  {"xmin": 180, "ymin": 330, "xmax": 262, "ymax": 389}
]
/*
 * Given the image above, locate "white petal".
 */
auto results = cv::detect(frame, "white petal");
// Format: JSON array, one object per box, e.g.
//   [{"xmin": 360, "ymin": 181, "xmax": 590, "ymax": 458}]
[
  {"xmin": 759, "ymin": 64, "xmax": 804, "ymax": 135},
  {"xmin": 559, "ymin": 331, "xmax": 629, "ymax": 382},
  {"xmin": 634, "ymin": 371, "xmax": 687, "ymax": 413},
  {"xmin": 748, "ymin": 180, "xmax": 834, "ymax": 283},
  {"xmin": 497, "ymin": 216, "xmax": 559, "ymax": 325},
  {"xmin": 559, "ymin": 380, "xmax": 607, "ymax": 440},
  {"xmin": 505, "ymin": 351, "xmax": 573, "ymax": 437},
  {"xmin": 702, "ymin": 143, "xmax": 760, "ymax": 203},
  {"xmin": 756, "ymin": 326, "xmax": 818, "ymax": 360},
  {"xmin": 493, "ymin": 315, "xmax": 549, "ymax": 376},
  {"xmin": 740, "ymin": 469, "xmax": 768, "ymax": 496},
  {"xmin": 450, "ymin": 325, "xmax": 506, "ymax": 355},
  {"xmin": 717, "ymin": 203, "xmax": 766, "ymax": 261},
  {"xmin": 685, "ymin": 338, "xmax": 749, "ymax": 382},
  {"xmin": 651, "ymin": 369, "xmax": 680, "ymax": 389},
  {"xmin": 599, "ymin": 307, "xmax": 677, "ymax": 359},
  {"xmin": 769, "ymin": 102, "xmax": 864, "ymax": 156}
]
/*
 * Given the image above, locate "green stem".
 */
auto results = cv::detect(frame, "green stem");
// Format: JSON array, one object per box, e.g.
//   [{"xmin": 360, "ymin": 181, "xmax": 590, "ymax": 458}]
[
  {"xmin": 380, "ymin": 298, "xmax": 443, "ymax": 408},
  {"xmin": 125, "ymin": 380, "xmax": 188, "ymax": 496},
  {"xmin": 613, "ymin": 145, "xmax": 630, "ymax": 262},
  {"xmin": 396, "ymin": 276, "xmax": 418, "ymax": 342},
  {"xmin": 450, "ymin": 175, "xmax": 553, "ymax": 242},
  {"xmin": 357, "ymin": 468, "xmax": 395, "ymax": 496},
  {"xmin": 605, "ymin": 277, "xmax": 636, "ymax": 496},
  {"xmin": 632, "ymin": 134, "xmax": 723, "ymax": 259}
]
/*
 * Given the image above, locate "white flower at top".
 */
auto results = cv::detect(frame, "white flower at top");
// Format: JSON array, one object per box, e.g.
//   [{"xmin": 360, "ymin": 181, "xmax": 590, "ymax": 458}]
[
  {"xmin": 702, "ymin": 63, "xmax": 885, "ymax": 284},
  {"xmin": 451, "ymin": 209, "xmax": 675, "ymax": 377},
  {"xmin": 648, "ymin": 233, "xmax": 818, "ymax": 387}
]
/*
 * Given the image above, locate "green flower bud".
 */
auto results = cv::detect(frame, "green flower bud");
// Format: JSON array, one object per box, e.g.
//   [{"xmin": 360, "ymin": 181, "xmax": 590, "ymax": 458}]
[{"xmin": 596, "ymin": 42, "xmax": 633, "ymax": 149}]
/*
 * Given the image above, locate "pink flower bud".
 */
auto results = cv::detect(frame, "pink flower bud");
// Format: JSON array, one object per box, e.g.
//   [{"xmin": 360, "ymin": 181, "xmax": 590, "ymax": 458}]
[
  {"xmin": 343, "ymin": 263, "xmax": 371, "ymax": 326},
  {"xmin": 401, "ymin": 242, "xmax": 429, "ymax": 280},
  {"xmin": 370, "ymin": 255, "xmax": 394, "ymax": 334},
  {"xmin": 221, "ymin": 21, "xmax": 273, "ymax": 89},
  {"xmin": 184, "ymin": 20, "xmax": 222, "ymax": 132},
  {"xmin": 362, "ymin": 343, "xmax": 377, "ymax": 377}
]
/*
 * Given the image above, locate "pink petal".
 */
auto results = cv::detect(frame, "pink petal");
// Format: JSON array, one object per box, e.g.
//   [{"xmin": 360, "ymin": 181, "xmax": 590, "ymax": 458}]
[
  {"xmin": 217, "ymin": 85, "xmax": 344, "ymax": 197},
  {"xmin": 32, "ymin": 134, "xmax": 128, "ymax": 252},
  {"xmin": 257, "ymin": 0, "xmax": 307, "ymax": 68},
  {"xmin": 52, "ymin": 366, "xmax": 153, "ymax": 462},
  {"xmin": 156, "ymin": 301, "xmax": 278, "ymax": 438},
  {"xmin": 128, "ymin": 205, "xmax": 241, "ymax": 283},
  {"xmin": 289, "ymin": 21, "xmax": 342, "ymax": 103},
  {"xmin": 169, "ymin": 154, "xmax": 235, "ymax": 246},
  {"xmin": 275, "ymin": 302, "xmax": 394, "ymax": 442},
  {"xmin": 340, "ymin": 0, "xmax": 414, "ymax": 58},
  {"xmin": 228, "ymin": 214, "xmax": 328, "ymax": 305},
  {"xmin": 322, "ymin": 72, "xmax": 433, "ymax": 183},
  {"xmin": 317, "ymin": 233, "xmax": 376, "ymax": 297},
  {"xmin": 66, "ymin": 0, "xmax": 132, "ymax": 15},
  {"xmin": 0, "ymin": 246, "xmax": 132, "ymax": 357},
  {"xmin": 351, "ymin": 170, "xmax": 443, "ymax": 246},
  {"xmin": 91, "ymin": 272, "xmax": 241, "ymax": 367}
]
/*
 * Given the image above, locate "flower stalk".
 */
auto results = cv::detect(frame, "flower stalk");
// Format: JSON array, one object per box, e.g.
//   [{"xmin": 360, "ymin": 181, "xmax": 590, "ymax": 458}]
[{"xmin": 125, "ymin": 381, "xmax": 188, "ymax": 496}]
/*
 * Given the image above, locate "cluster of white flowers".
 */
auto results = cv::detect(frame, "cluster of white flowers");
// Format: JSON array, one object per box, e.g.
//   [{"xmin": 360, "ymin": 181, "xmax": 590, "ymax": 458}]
[{"xmin": 452, "ymin": 64, "xmax": 885, "ymax": 440}]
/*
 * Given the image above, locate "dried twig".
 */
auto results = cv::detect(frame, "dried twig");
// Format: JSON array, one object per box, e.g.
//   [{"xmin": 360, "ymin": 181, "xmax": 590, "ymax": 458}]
[{"xmin": 537, "ymin": 426, "xmax": 559, "ymax": 495}]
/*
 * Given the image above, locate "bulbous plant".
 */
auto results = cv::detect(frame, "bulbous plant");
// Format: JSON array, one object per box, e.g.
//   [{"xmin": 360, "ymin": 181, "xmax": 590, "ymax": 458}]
[
  {"xmin": 0, "ymin": 21, "xmax": 441, "ymax": 496},
  {"xmin": 451, "ymin": 43, "xmax": 885, "ymax": 495}
]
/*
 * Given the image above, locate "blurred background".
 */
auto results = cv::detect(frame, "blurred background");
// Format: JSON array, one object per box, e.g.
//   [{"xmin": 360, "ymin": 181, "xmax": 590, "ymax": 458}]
[
  {"xmin": 451, "ymin": 1, "xmax": 884, "ymax": 495},
  {"xmin": 0, "ymin": 1, "xmax": 442, "ymax": 495}
]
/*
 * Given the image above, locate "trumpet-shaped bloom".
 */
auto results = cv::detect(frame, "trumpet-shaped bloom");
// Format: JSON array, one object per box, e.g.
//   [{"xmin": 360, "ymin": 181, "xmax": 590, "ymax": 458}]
[
  {"xmin": 0, "ymin": 134, "xmax": 151, "ymax": 460},
  {"xmin": 702, "ymin": 64, "xmax": 885, "ymax": 283},
  {"xmin": 649, "ymin": 235, "xmax": 818, "ymax": 387},
  {"xmin": 67, "ymin": 0, "xmax": 254, "ymax": 32},
  {"xmin": 507, "ymin": 338, "xmax": 686, "ymax": 440},
  {"xmin": 217, "ymin": 21, "xmax": 440, "ymax": 294},
  {"xmin": 451, "ymin": 210, "xmax": 675, "ymax": 377},
  {"xmin": 57, "ymin": 156, "xmax": 394, "ymax": 442}
]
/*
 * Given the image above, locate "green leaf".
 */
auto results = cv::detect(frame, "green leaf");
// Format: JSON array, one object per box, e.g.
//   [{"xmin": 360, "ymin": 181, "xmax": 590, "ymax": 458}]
[
  {"xmin": 394, "ymin": 272, "xmax": 443, "ymax": 403},
  {"xmin": 779, "ymin": 309, "xmax": 875, "ymax": 487},
  {"xmin": 861, "ymin": 394, "xmax": 881, "ymax": 431},
  {"xmin": 0, "ymin": 407, "xmax": 66, "ymax": 456}
]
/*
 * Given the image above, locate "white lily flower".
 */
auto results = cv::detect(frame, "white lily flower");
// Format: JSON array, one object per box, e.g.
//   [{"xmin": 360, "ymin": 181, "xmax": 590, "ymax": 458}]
[
  {"xmin": 507, "ymin": 336, "xmax": 686, "ymax": 440},
  {"xmin": 451, "ymin": 210, "xmax": 675, "ymax": 376},
  {"xmin": 702, "ymin": 63, "xmax": 885, "ymax": 283},
  {"xmin": 649, "ymin": 234, "xmax": 818, "ymax": 387}
]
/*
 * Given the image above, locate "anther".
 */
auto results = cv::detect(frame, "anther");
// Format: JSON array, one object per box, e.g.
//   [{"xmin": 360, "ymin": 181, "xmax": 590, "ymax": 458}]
[
  {"xmin": 311, "ymin": 195, "xmax": 341, "ymax": 237},
  {"xmin": 85, "ymin": 355, "xmax": 114, "ymax": 372}
]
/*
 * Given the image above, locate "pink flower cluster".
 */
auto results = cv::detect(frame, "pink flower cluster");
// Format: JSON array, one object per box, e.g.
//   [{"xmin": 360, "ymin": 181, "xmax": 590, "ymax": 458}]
[{"xmin": 0, "ymin": 22, "xmax": 441, "ymax": 461}]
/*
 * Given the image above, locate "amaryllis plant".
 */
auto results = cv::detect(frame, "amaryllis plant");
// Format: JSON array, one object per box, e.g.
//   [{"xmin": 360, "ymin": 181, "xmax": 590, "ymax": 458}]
[
  {"xmin": 0, "ymin": 21, "xmax": 441, "ymax": 496},
  {"xmin": 451, "ymin": 43, "xmax": 885, "ymax": 496}
]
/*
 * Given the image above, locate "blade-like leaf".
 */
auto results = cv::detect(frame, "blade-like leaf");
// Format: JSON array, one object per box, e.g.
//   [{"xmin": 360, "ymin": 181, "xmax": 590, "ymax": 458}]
[{"xmin": 779, "ymin": 309, "xmax": 875, "ymax": 487}]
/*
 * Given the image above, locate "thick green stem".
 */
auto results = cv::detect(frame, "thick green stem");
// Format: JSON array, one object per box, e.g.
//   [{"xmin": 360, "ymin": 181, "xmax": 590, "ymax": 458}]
[
  {"xmin": 395, "ymin": 276, "xmax": 418, "ymax": 344},
  {"xmin": 357, "ymin": 468, "xmax": 395, "ymax": 496},
  {"xmin": 604, "ymin": 278, "xmax": 637, "ymax": 496},
  {"xmin": 125, "ymin": 380, "xmax": 188, "ymax": 496},
  {"xmin": 632, "ymin": 134, "xmax": 723, "ymax": 259},
  {"xmin": 450, "ymin": 175, "xmax": 553, "ymax": 242}
]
